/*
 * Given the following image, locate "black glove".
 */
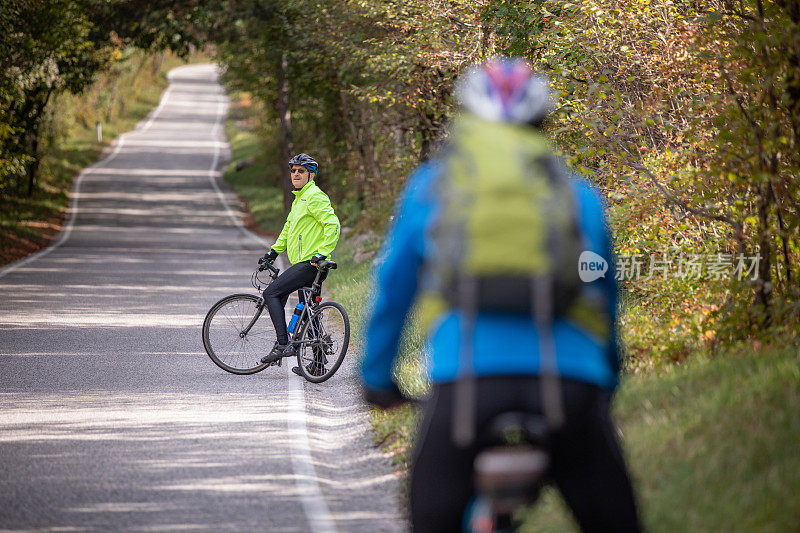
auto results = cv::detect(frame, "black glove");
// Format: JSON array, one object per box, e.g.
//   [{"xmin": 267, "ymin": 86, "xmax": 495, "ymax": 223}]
[
  {"xmin": 310, "ymin": 253, "xmax": 326, "ymax": 265},
  {"xmin": 259, "ymin": 249, "xmax": 278, "ymax": 266},
  {"xmin": 363, "ymin": 384, "xmax": 406, "ymax": 409}
]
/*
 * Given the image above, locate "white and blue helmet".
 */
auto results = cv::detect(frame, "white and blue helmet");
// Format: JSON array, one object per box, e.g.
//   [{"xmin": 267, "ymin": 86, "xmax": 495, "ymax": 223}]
[{"xmin": 455, "ymin": 57, "xmax": 552, "ymax": 125}]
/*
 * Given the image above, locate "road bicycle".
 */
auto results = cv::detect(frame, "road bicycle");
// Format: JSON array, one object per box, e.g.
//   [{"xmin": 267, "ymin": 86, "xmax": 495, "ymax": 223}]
[{"xmin": 201, "ymin": 260, "xmax": 350, "ymax": 383}]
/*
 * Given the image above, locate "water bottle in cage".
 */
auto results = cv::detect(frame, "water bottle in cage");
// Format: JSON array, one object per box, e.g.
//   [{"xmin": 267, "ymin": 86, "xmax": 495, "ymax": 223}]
[{"xmin": 287, "ymin": 302, "xmax": 305, "ymax": 335}]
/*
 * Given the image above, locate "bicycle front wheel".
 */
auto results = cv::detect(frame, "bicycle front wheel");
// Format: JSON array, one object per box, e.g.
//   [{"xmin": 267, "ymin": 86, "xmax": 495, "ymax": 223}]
[
  {"xmin": 202, "ymin": 293, "xmax": 277, "ymax": 374},
  {"xmin": 295, "ymin": 302, "xmax": 350, "ymax": 383}
]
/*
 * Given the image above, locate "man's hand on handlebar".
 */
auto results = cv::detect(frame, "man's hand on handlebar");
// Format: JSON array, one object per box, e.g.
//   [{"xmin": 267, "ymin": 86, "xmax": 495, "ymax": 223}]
[
  {"xmin": 310, "ymin": 253, "xmax": 326, "ymax": 267},
  {"xmin": 258, "ymin": 249, "xmax": 279, "ymax": 270}
]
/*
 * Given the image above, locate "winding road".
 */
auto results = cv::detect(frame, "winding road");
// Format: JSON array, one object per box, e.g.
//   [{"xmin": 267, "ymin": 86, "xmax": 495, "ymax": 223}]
[{"xmin": 0, "ymin": 64, "xmax": 404, "ymax": 532}]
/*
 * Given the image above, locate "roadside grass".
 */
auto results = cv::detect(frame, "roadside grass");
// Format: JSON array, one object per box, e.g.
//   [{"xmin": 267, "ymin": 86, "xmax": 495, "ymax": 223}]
[
  {"xmin": 0, "ymin": 51, "xmax": 204, "ymax": 267},
  {"xmin": 323, "ymin": 244, "xmax": 800, "ymax": 530},
  {"xmin": 221, "ymin": 97, "xmax": 286, "ymax": 234}
]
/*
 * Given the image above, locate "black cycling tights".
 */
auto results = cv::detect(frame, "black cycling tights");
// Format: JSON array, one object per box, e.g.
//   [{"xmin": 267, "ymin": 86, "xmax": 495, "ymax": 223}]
[
  {"xmin": 410, "ymin": 377, "xmax": 642, "ymax": 533},
  {"xmin": 262, "ymin": 261, "xmax": 326, "ymax": 344}
]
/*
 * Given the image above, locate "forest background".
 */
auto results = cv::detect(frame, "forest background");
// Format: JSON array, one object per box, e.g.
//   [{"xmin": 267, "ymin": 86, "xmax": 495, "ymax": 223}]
[
  {"xmin": 2, "ymin": 1, "xmax": 799, "ymax": 528},
  {"xmin": 4, "ymin": 0, "xmax": 798, "ymax": 363}
]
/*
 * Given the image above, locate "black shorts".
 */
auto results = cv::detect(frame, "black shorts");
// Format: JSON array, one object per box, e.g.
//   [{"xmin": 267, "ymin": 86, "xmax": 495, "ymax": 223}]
[{"xmin": 409, "ymin": 376, "xmax": 641, "ymax": 533}]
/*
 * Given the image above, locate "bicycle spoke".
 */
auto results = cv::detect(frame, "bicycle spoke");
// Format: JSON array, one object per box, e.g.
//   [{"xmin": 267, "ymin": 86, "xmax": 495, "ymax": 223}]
[
  {"xmin": 203, "ymin": 294, "xmax": 277, "ymax": 374},
  {"xmin": 220, "ymin": 307, "xmax": 242, "ymax": 331},
  {"xmin": 214, "ymin": 336, "xmax": 243, "ymax": 356}
]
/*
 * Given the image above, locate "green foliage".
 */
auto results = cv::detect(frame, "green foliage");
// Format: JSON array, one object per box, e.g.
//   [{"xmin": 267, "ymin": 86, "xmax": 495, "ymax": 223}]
[
  {"xmin": 481, "ymin": 0, "xmax": 800, "ymax": 355},
  {"xmin": 214, "ymin": 0, "xmax": 486, "ymax": 228},
  {"xmin": 213, "ymin": 0, "xmax": 799, "ymax": 358},
  {"xmin": 1, "ymin": 0, "xmax": 214, "ymax": 198},
  {"xmin": 1, "ymin": 0, "xmax": 100, "ymax": 196}
]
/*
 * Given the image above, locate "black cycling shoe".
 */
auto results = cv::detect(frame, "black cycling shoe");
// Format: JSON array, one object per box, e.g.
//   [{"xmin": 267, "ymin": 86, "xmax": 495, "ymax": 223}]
[
  {"xmin": 260, "ymin": 342, "xmax": 295, "ymax": 364},
  {"xmin": 260, "ymin": 341, "xmax": 281, "ymax": 365}
]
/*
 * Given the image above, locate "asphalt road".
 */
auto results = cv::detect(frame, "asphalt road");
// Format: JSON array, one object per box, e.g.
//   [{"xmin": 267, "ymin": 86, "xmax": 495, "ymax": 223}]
[{"xmin": 0, "ymin": 64, "xmax": 405, "ymax": 532}]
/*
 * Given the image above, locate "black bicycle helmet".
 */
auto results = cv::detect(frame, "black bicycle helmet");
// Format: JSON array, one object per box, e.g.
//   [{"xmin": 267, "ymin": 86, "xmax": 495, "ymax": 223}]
[{"xmin": 288, "ymin": 153, "xmax": 318, "ymax": 174}]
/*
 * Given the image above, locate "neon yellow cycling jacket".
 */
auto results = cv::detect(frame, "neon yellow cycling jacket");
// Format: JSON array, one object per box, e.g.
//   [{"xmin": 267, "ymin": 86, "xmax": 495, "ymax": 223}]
[{"xmin": 271, "ymin": 180, "xmax": 341, "ymax": 264}]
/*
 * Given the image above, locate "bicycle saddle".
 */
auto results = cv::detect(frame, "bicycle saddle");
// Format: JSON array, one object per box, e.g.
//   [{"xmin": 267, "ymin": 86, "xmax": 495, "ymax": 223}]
[
  {"xmin": 317, "ymin": 260, "xmax": 338, "ymax": 271},
  {"xmin": 474, "ymin": 412, "xmax": 551, "ymax": 514}
]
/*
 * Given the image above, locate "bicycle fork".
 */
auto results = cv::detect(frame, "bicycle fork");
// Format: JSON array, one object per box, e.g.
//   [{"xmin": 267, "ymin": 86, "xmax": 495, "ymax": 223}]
[{"xmin": 240, "ymin": 298, "xmax": 266, "ymax": 337}]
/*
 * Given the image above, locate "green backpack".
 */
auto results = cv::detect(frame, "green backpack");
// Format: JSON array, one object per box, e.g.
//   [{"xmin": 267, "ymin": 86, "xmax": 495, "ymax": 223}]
[{"xmin": 422, "ymin": 113, "xmax": 584, "ymax": 318}]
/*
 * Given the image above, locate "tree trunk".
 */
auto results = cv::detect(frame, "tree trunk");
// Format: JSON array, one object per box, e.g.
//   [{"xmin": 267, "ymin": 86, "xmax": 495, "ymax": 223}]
[
  {"xmin": 25, "ymin": 89, "xmax": 53, "ymax": 197},
  {"xmin": 339, "ymin": 89, "xmax": 365, "ymax": 204},
  {"xmin": 357, "ymin": 104, "xmax": 379, "ymax": 201},
  {"xmin": 755, "ymin": 183, "xmax": 773, "ymax": 324},
  {"xmin": 480, "ymin": 11, "xmax": 491, "ymax": 59},
  {"xmin": 26, "ymin": 135, "xmax": 40, "ymax": 197},
  {"xmin": 277, "ymin": 51, "xmax": 293, "ymax": 213},
  {"xmin": 418, "ymin": 115, "xmax": 437, "ymax": 162}
]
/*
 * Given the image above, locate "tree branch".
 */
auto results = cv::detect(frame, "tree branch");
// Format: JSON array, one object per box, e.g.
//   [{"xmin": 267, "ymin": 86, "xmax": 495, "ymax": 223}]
[
  {"xmin": 629, "ymin": 163, "xmax": 738, "ymax": 227},
  {"xmin": 722, "ymin": 69, "xmax": 759, "ymax": 131}
]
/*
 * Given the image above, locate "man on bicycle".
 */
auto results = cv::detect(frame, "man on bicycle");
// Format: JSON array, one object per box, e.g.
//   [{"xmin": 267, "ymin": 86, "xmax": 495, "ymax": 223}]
[
  {"xmin": 360, "ymin": 58, "xmax": 641, "ymax": 532},
  {"xmin": 259, "ymin": 153, "xmax": 341, "ymax": 376}
]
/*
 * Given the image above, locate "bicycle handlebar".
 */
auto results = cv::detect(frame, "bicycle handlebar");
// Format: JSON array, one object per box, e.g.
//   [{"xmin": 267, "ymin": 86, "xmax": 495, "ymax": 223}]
[
  {"xmin": 257, "ymin": 259, "xmax": 279, "ymax": 275},
  {"xmin": 315, "ymin": 260, "xmax": 338, "ymax": 271},
  {"xmin": 255, "ymin": 258, "xmax": 336, "ymax": 291}
]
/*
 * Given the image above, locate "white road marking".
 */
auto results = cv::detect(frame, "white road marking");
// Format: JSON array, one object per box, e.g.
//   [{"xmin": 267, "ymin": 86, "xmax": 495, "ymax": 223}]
[
  {"xmin": 286, "ymin": 374, "xmax": 339, "ymax": 533},
  {"xmin": 204, "ymin": 78, "xmax": 339, "ymax": 533},
  {"xmin": 139, "ymin": 71, "xmax": 175, "ymax": 132}
]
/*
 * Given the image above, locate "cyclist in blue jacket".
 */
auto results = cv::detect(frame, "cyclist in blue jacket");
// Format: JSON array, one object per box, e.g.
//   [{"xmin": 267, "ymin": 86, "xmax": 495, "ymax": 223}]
[{"xmin": 361, "ymin": 58, "xmax": 641, "ymax": 532}]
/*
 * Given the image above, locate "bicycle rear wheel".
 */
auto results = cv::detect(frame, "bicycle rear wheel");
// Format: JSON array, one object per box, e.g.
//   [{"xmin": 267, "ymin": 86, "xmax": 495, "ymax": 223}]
[
  {"xmin": 202, "ymin": 293, "xmax": 277, "ymax": 374},
  {"xmin": 295, "ymin": 302, "xmax": 350, "ymax": 383}
]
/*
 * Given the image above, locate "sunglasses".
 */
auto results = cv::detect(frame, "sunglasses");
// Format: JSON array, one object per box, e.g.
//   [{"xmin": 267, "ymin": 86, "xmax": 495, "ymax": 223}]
[{"xmin": 290, "ymin": 168, "xmax": 308, "ymax": 174}]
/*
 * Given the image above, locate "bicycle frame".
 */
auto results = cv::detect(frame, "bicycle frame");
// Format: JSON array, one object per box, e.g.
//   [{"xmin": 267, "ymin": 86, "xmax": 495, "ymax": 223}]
[
  {"xmin": 241, "ymin": 262, "xmax": 328, "ymax": 340},
  {"xmin": 289, "ymin": 289, "xmax": 314, "ymax": 339},
  {"xmin": 466, "ymin": 412, "xmax": 550, "ymax": 532}
]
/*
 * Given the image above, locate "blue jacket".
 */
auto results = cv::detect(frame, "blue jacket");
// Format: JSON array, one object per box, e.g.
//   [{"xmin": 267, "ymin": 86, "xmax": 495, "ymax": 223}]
[{"xmin": 360, "ymin": 160, "xmax": 621, "ymax": 393}]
